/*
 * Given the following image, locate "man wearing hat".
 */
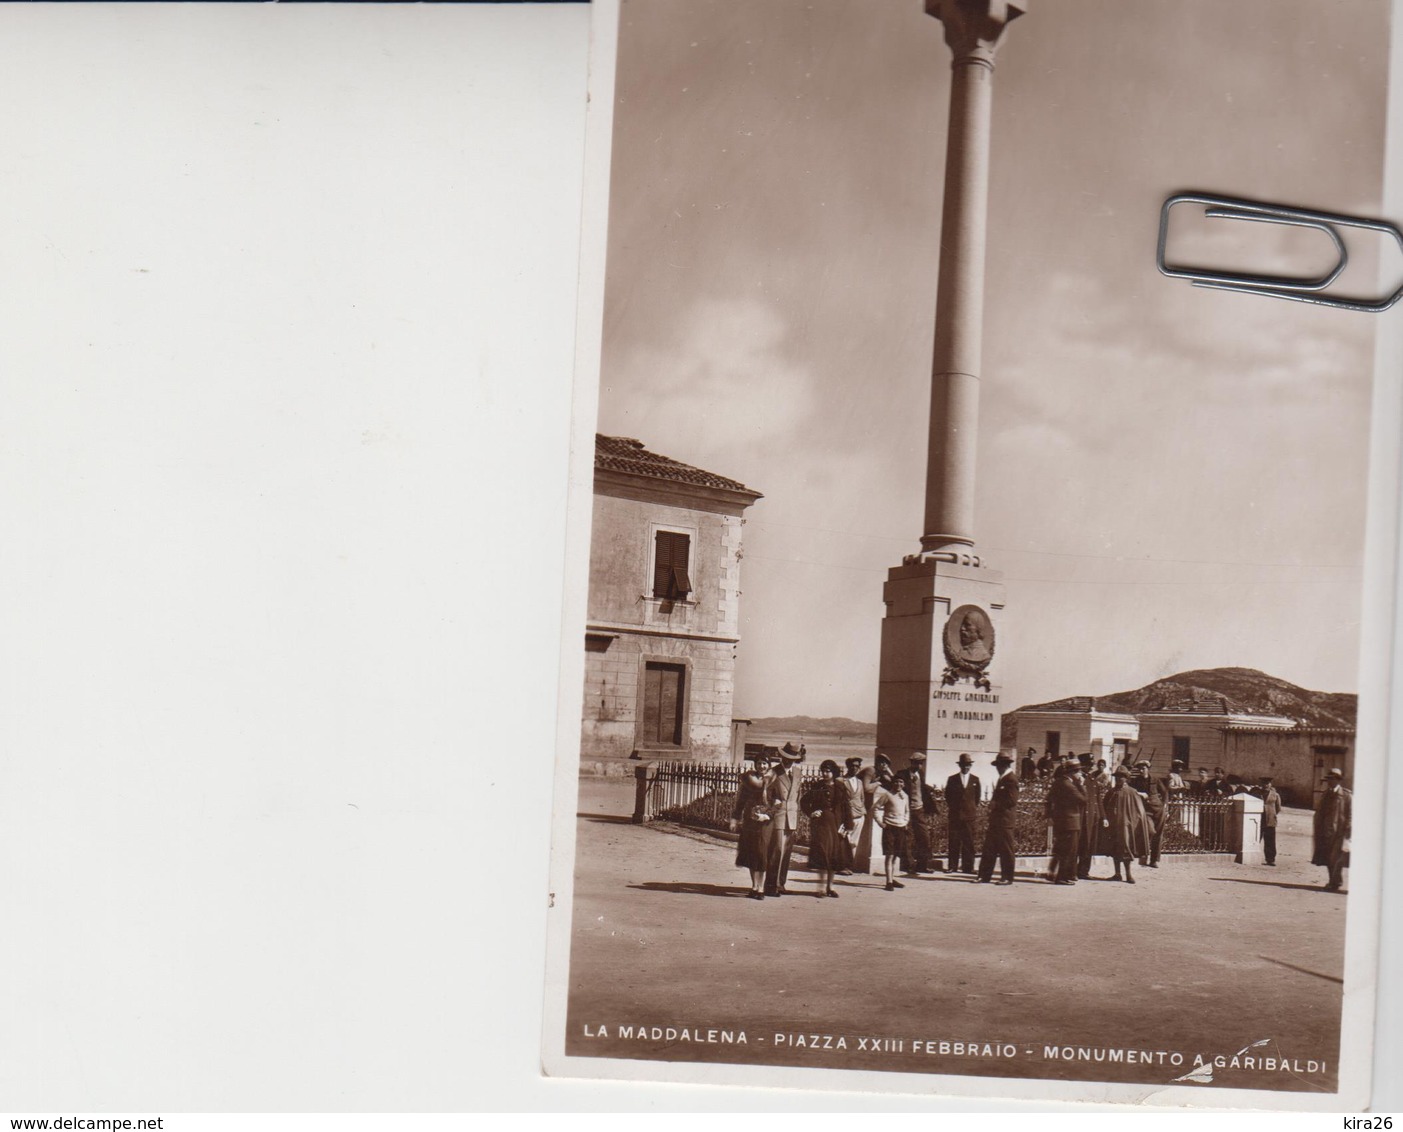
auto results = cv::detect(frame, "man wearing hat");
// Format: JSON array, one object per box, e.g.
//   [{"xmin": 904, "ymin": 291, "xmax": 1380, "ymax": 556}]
[
  {"xmin": 975, "ymin": 752, "xmax": 1020, "ymax": 884},
  {"xmin": 1021, "ymin": 747, "xmax": 1037, "ymax": 781},
  {"xmin": 1131, "ymin": 759, "xmax": 1169, "ymax": 868},
  {"xmin": 1312, "ymin": 768, "xmax": 1351, "ymax": 892},
  {"xmin": 764, "ymin": 742, "xmax": 805, "ymax": 897},
  {"xmin": 1048, "ymin": 761, "xmax": 1086, "ymax": 884},
  {"xmin": 944, "ymin": 754, "xmax": 981, "ymax": 875},
  {"xmin": 899, "ymin": 753, "xmax": 936, "ymax": 876},
  {"xmin": 1077, "ymin": 755, "xmax": 1110, "ymax": 879},
  {"xmin": 1103, "ymin": 766, "xmax": 1151, "ymax": 882},
  {"xmin": 1258, "ymin": 775, "xmax": 1282, "ymax": 866}
]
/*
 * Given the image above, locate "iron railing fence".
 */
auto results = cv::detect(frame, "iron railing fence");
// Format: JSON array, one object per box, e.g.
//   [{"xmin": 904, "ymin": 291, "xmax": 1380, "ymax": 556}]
[
  {"xmin": 640, "ymin": 761, "xmax": 825, "ymax": 844},
  {"xmin": 637, "ymin": 762, "xmax": 1238, "ymax": 856},
  {"xmin": 1161, "ymin": 796, "xmax": 1235, "ymax": 853}
]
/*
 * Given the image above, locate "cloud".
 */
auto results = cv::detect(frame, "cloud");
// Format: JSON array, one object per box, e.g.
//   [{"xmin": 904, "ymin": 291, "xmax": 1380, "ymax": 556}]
[{"xmin": 599, "ymin": 295, "xmax": 817, "ymax": 459}]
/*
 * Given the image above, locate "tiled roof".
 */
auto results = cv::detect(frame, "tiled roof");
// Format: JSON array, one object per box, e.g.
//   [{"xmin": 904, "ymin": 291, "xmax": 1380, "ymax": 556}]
[
  {"xmin": 1015, "ymin": 697, "xmax": 1130, "ymax": 716},
  {"xmin": 1144, "ymin": 695, "xmax": 1232, "ymax": 714},
  {"xmin": 595, "ymin": 435, "xmax": 760, "ymax": 496},
  {"xmin": 1223, "ymin": 724, "xmax": 1352, "ymax": 735}
]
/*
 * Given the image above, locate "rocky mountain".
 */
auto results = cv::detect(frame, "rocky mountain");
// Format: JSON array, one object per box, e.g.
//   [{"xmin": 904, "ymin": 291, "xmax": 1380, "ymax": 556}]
[{"xmin": 1000, "ymin": 667, "xmax": 1355, "ymax": 746}]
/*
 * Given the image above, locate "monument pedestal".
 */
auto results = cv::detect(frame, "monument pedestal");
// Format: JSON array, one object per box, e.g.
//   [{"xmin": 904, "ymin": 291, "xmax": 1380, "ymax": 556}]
[{"xmin": 876, "ymin": 557, "xmax": 1005, "ymax": 784}]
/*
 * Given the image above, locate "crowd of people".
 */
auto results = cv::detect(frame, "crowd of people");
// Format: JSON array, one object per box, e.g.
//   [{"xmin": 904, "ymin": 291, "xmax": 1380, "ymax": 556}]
[{"xmin": 728, "ymin": 744, "xmax": 1351, "ymax": 897}]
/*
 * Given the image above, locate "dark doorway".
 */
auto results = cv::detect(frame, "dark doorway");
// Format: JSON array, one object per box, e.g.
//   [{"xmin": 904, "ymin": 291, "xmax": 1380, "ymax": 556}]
[{"xmin": 642, "ymin": 662, "xmax": 686, "ymax": 746}]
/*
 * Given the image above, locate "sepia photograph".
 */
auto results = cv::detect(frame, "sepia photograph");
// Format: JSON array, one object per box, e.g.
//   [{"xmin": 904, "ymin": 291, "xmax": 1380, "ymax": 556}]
[{"xmin": 545, "ymin": 0, "xmax": 1398, "ymax": 1109}]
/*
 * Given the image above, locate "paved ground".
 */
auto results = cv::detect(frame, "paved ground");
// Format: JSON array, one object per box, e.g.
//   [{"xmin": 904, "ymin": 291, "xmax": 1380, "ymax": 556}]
[{"xmin": 563, "ymin": 779, "xmax": 1347, "ymax": 1095}]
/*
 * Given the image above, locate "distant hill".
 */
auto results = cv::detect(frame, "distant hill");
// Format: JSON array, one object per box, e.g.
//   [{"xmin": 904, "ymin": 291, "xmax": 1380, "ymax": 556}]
[
  {"xmin": 749, "ymin": 715, "xmax": 876, "ymax": 737},
  {"xmin": 1000, "ymin": 667, "xmax": 1355, "ymax": 746}
]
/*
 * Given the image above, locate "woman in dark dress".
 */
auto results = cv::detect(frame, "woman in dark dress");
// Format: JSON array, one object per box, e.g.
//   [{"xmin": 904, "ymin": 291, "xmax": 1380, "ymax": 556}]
[
  {"xmin": 730, "ymin": 754, "xmax": 777, "ymax": 899},
  {"xmin": 802, "ymin": 759, "xmax": 853, "ymax": 898}
]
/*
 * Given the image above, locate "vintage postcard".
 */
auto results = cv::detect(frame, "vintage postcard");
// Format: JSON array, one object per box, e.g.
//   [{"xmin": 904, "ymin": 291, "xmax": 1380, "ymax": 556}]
[{"xmin": 545, "ymin": 0, "xmax": 1400, "ymax": 1108}]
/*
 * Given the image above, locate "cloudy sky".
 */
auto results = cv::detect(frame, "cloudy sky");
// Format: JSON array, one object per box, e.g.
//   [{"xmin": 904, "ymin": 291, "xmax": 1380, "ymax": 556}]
[{"xmin": 593, "ymin": 0, "xmax": 1393, "ymax": 720}]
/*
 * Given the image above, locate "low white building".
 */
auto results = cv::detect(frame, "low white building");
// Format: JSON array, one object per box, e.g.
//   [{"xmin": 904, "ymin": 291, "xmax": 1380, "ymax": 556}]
[{"xmin": 1013, "ymin": 698, "xmax": 1140, "ymax": 765}]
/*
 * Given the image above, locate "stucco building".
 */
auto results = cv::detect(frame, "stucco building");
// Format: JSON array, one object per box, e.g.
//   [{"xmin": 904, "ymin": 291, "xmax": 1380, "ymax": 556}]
[
  {"xmin": 1134, "ymin": 696, "xmax": 1296, "ymax": 772},
  {"xmin": 581, "ymin": 436, "xmax": 761, "ymax": 769},
  {"xmin": 1221, "ymin": 725, "xmax": 1354, "ymax": 807},
  {"xmin": 1013, "ymin": 698, "xmax": 1139, "ymax": 765}
]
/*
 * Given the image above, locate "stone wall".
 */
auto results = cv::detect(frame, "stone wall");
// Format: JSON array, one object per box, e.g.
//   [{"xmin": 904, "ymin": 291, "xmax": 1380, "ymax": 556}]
[
  {"xmin": 581, "ymin": 633, "xmax": 736, "ymax": 767},
  {"xmin": 1136, "ymin": 713, "xmax": 1294, "ymax": 776},
  {"xmin": 1222, "ymin": 730, "xmax": 1354, "ymax": 807},
  {"xmin": 587, "ymin": 493, "xmax": 736, "ymax": 637}
]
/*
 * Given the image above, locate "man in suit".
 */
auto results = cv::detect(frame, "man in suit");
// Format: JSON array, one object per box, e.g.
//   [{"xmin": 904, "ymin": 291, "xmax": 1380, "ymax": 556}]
[
  {"xmin": 975, "ymin": 752, "xmax": 1020, "ymax": 885},
  {"xmin": 1258, "ymin": 775, "xmax": 1282, "ymax": 866},
  {"xmin": 1312, "ymin": 768, "xmax": 1351, "ymax": 892},
  {"xmin": 944, "ymin": 753, "xmax": 981, "ymax": 874},
  {"xmin": 1048, "ymin": 763, "xmax": 1087, "ymax": 885},
  {"xmin": 764, "ymin": 742, "xmax": 804, "ymax": 897}
]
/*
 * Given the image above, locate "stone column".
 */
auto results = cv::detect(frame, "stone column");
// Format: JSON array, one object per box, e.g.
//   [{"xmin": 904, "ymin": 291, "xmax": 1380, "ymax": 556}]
[
  {"xmin": 876, "ymin": 2, "xmax": 1023, "ymax": 777},
  {"xmin": 921, "ymin": 0, "xmax": 1025, "ymax": 555}
]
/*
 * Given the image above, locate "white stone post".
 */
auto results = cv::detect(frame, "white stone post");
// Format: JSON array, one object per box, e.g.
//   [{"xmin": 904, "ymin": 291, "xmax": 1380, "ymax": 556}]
[{"xmin": 1230, "ymin": 791, "xmax": 1265, "ymax": 864}]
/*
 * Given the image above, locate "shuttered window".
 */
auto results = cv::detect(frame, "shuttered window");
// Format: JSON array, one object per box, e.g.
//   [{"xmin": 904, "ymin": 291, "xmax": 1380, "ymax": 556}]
[{"xmin": 652, "ymin": 531, "xmax": 692, "ymax": 600}]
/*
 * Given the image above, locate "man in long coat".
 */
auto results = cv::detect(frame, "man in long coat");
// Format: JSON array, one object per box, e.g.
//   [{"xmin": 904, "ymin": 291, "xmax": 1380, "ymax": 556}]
[
  {"xmin": 1312, "ymin": 768, "xmax": 1351, "ymax": 892},
  {"xmin": 1048, "ymin": 764, "xmax": 1086, "ymax": 885},
  {"xmin": 1130, "ymin": 759, "xmax": 1169, "ymax": 867},
  {"xmin": 1103, "ymin": 766, "xmax": 1151, "ymax": 883},
  {"xmin": 944, "ymin": 753, "xmax": 981, "ymax": 875}
]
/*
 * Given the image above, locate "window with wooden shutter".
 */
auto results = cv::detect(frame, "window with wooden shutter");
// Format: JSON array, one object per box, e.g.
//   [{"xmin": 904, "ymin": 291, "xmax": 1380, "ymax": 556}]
[{"xmin": 652, "ymin": 531, "xmax": 692, "ymax": 600}]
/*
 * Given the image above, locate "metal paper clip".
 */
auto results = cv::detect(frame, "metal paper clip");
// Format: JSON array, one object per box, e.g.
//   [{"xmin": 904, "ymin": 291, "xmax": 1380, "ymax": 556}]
[{"xmin": 1157, "ymin": 192, "xmax": 1403, "ymax": 313}]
